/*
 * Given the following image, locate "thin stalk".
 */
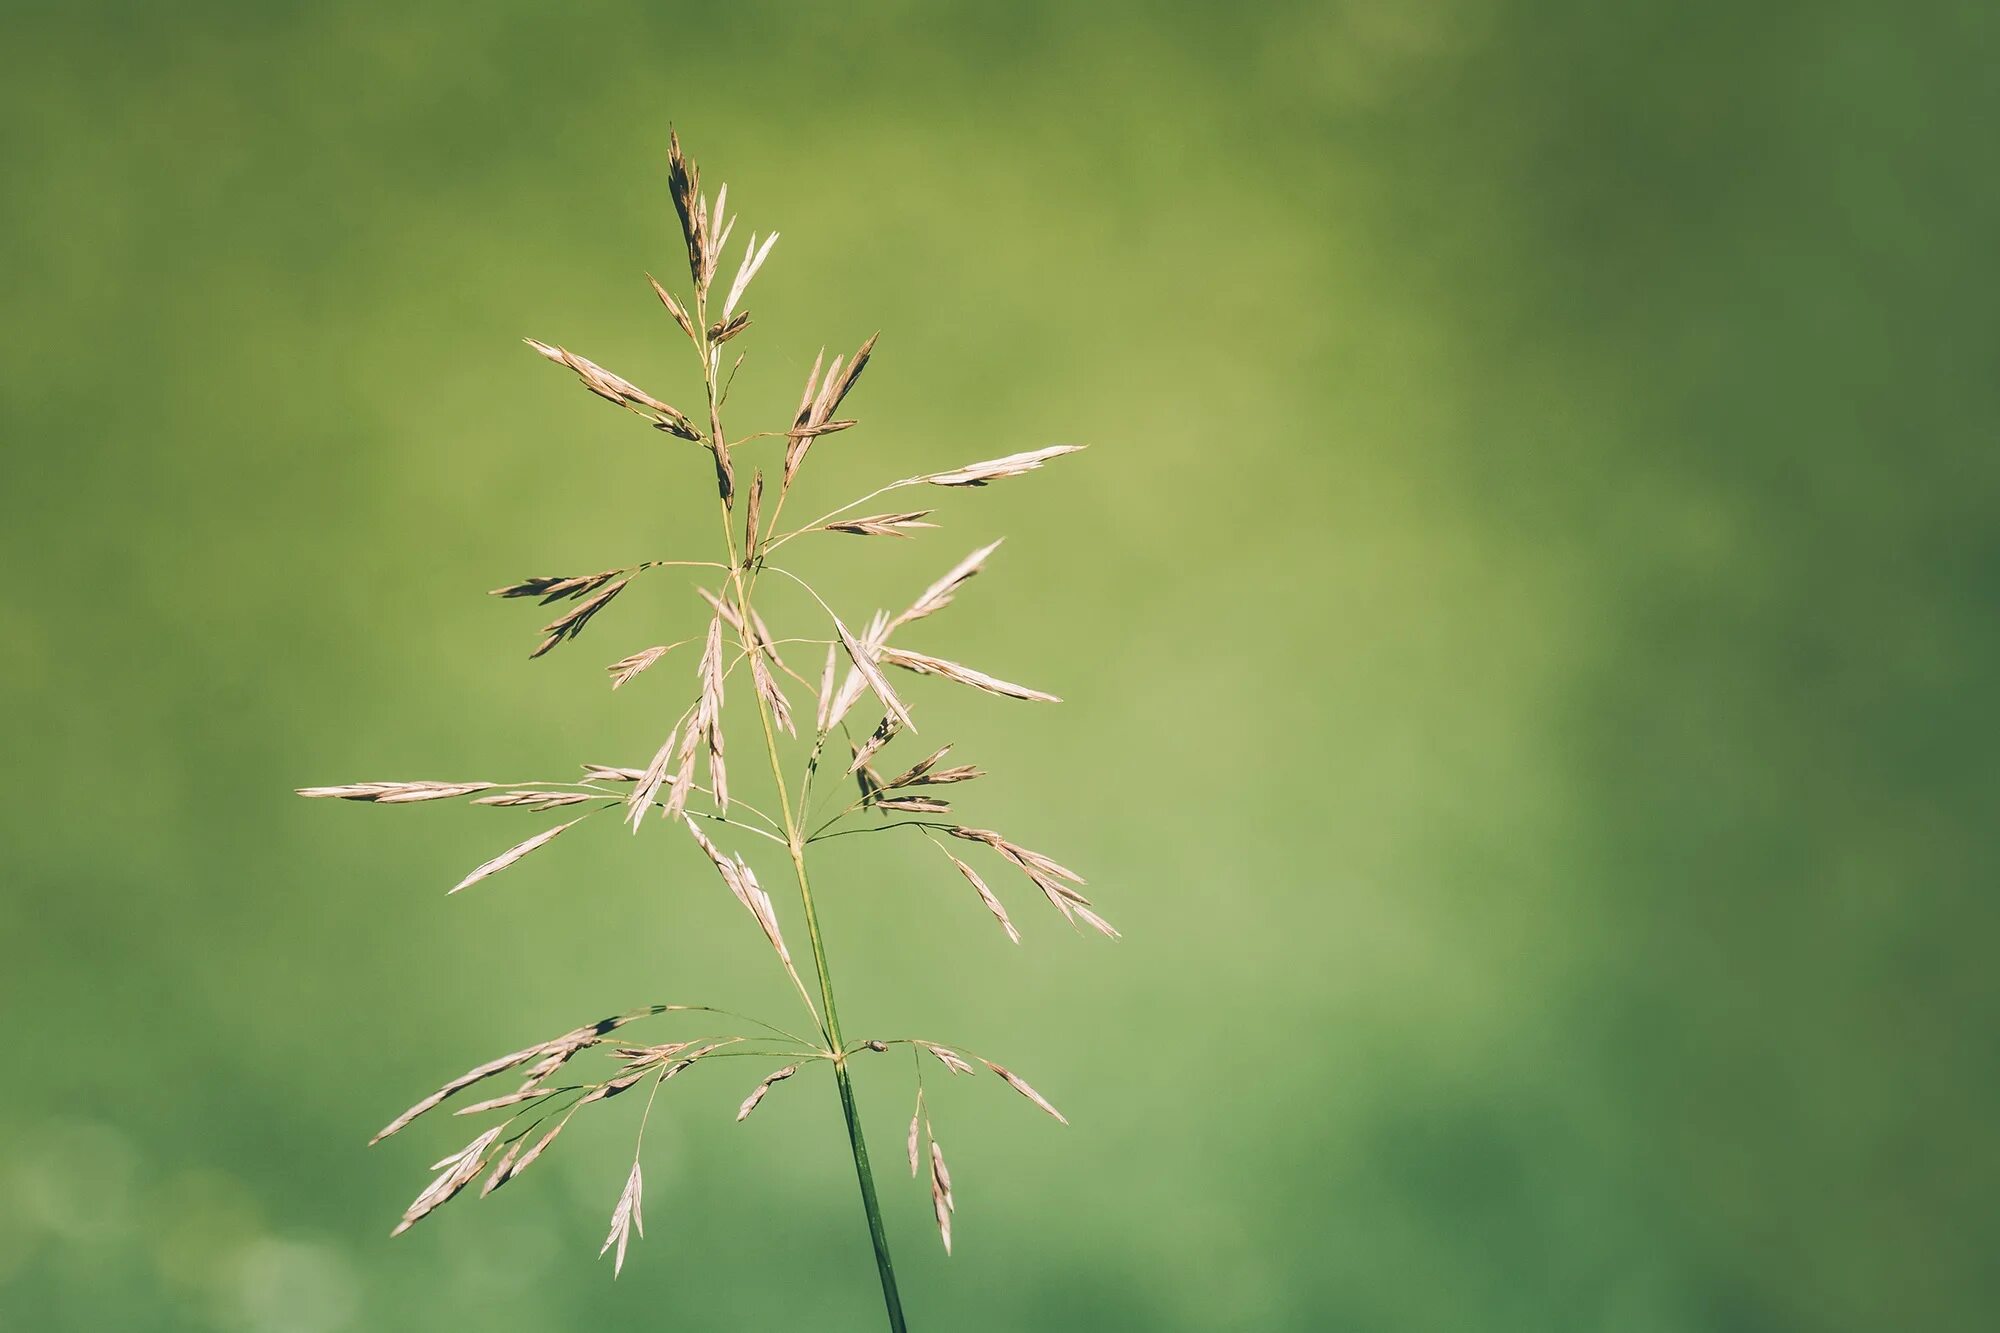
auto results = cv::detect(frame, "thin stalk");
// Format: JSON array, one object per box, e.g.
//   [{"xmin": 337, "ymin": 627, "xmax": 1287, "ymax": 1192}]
[{"xmin": 696, "ymin": 295, "xmax": 909, "ymax": 1333}]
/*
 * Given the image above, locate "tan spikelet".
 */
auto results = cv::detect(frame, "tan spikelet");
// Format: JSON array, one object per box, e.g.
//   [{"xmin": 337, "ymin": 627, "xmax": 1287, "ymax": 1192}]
[
  {"xmin": 450, "ymin": 818, "xmax": 585, "ymax": 894},
  {"xmin": 736, "ymin": 1065, "xmax": 798, "ymax": 1122}
]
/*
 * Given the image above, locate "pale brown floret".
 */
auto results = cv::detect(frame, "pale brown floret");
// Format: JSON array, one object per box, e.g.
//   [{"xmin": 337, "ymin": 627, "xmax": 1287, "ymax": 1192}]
[
  {"xmin": 875, "ymin": 796, "xmax": 951, "ymax": 814},
  {"xmin": 491, "ymin": 570, "xmax": 622, "ymax": 603},
  {"xmin": 917, "ymin": 444, "xmax": 1085, "ymax": 487},
  {"xmin": 451, "ymin": 817, "xmax": 586, "ymax": 894},
  {"xmin": 891, "ymin": 541, "xmax": 1002, "ymax": 631},
  {"xmin": 981, "ymin": 1061, "xmax": 1068, "ymax": 1125},
  {"xmin": 736, "ymin": 1064, "xmax": 798, "ymax": 1122},
  {"xmin": 751, "ymin": 651, "xmax": 795, "ymax": 737},
  {"xmin": 785, "ymin": 333, "xmax": 878, "ymax": 482},
  {"xmin": 608, "ymin": 645, "xmax": 672, "ymax": 688},
  {"xmin": 601, "ymin": 1161, "xmax": 644, "ymax": 1277},
  {"xmin": 721, "ymin": 231, "xmax": 779, "ymax": 322},
  {"xmin": 834, "ymin": 612, "xmax": 916, "ymax": 733},
  {"xmin": 371, "ymin": 1015, "xmax": 642, "ymax": 1145},
  {"xmin": 392, "ymin": 1126, "xmax": 502, "ymax": 1237},
  {"xmin": 685, "ymin": 818, "xmax": 791, "ymax": 967},
  {"xmin": 825, "ymin": 511, "xmax": 937, "ymax": 537},
  {"xmin": 923, "ymin": 1044, "xmax": 976, "ymax": 1077},
  {"xmin": 531, "ymin": 577, "xmax": 630, "ymax": 658},
  {"xmin": 628, "ymin": 724, "xmax": 680, "ymax": 831},
  {"xmin": 474, "ymin": 790, "xmax": 594, "ymax": 812},
  {"xmin": 881, "ymin": 647, "xmax": 1059, "ymax": 703},
  {"xmin": 647, "ymin": 274, "xmax": 698, "ymax": 343},
  {"xmin": 582, "ymin": 763, "xmax": 648, "ymax": 783},
  {"xmin": 929, "ymin": 1137, "xmax": 954, "ymax": 1254},
  {"xmin": 947, "ymin": 826, "xmax": 1117, "ymax": 936},
  {"xmin": 947, "ymin": 854, "xmax": 1020, "ymax": 944},
  {"xmin": 843, "ymin": 716, "xmax": 902, "ymax": 779},
  {"xmin": 523, "ymin": 339, "xmax": 699, "ymax": 439},
  {"xmin": 296, "ymin": 781, "xmax": 497, "ymax": 803}
]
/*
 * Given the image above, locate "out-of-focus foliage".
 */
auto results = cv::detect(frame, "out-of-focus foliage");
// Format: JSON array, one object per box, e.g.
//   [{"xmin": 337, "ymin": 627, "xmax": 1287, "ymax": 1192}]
[{"xmin": 1, "ymin": 2, "xmax": 1993, "ymax": 1328}]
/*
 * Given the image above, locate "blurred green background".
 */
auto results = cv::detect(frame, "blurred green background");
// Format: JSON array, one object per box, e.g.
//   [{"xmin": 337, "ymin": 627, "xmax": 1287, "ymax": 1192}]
[{"xmin": 3, "ymin": 2, "xmax": 1994, "ymax": 1329}]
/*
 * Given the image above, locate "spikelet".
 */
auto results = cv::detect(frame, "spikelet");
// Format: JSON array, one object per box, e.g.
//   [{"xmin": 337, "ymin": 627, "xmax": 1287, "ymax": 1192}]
[
  {"xmin": 891, "ymin": 541, "xmax": 1002, "ymax": 631},
  {"xmin": 296, "ymin": 781, "xmax": 496, "ymax": 803},
  {"xmin": 917, "ymin": 444, "xmax": 1086, "ymax": 487},
  {"xmin": 600, "ymin": 1162, "xmax": 644, "ymax": 1277},
  {"xmin": 450, "ymin": 818, "xmax": 585, "ymax": 894},
  {"xmin": 523, "ymin": 340, "xmax": 699, "ymax": 439},
  {"xmin": 881, "ymin": 646, "xmax": 1060, "ymax": 703},
  {"xmin": 736, "ymin": 1065, "xmax": 798, "ymax": 1122}
]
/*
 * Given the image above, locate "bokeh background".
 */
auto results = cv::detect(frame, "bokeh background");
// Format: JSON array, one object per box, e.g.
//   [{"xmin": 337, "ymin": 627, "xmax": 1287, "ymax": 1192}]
[{"xmin": 3, "ymin": 2, "xmax": 1994, "ymax": 1329}]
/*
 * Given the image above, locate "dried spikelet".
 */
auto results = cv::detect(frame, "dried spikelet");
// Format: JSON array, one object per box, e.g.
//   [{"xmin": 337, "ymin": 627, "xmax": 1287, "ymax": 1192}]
[
  {"xmin": 450, "ymin": 817, "xmax": 585, "ymax": 894},
  {"xmin": 722, "ymin": 231, "xmax": 779, "ymax": 321},
  {"xmin": 885, "ymin": 745, "xmax": 956, "ymax": 789},
  {"xmin": 908, "ymin": 1089, "xmax": 925, "ymax": 1176},
  {"xmin": 608, "ymin": 644, "xmax": 673, "ymax": 688},
  {"xmin": 785, "ymin": 349, "xmax": 825, "ymax": 483},
  {"xmin": 453, "ymin": 1085, "xmax": 557, "ymax": 1116},
  {"xmin": 751, "ymin": 651, "xmax": 795, "ymax": 736},
  {"xmin": 601, "ymin": 1162, "xmax": 644, "ymax": 1277},
  {"xmin": 524, "ymin": 339, "xmax": 699, "ymax": 439},
  {"xmin": 1071, "ymin": 905, "xmax": 1120, "ymax": 938},
  {"xmin": 705, "ymin": 185, "xmax": 735, "ymax": 289},
  {"xmin": 392, "ymin": 1126, "xmax": 504, "ymax": 1236},
  {"xmin": 297, "ymin": 781, "xmax": 497, "ymax": 803},
  {"xmin": 981, "ymin": 1062, "xmax": 1068, "ymax": 1124},
  {"xmin": 918, "ymin": 444, "xmax": 1086, "ymax": 487},
  {"xmin": 647, "ymin": 273, "xmax": 698, "ymax": 342},
  {"xmin": 582, "ymin": 763, "xmax": 647, "ymax": 783},
  {"xmin": 947, "ymin": 854, "xmax": 1020, "ymax": 943},
  {"xmin": 881, "ymin": 647, "xmax": 1060, "ymax": 703},
  {"xmin": 876, "ymin": 796, "xmax": 951, "ymax": 813},
  {"xmin": 576, "ymin": 1071, "xmax": 651, "ymax": 1108},
  {"xmin": 744, "ymin": 470, "xmax": 764, "ymax": 559},
  {"xmin": 531, "ymin": 577, "xmax": 630, "ymax": 658},
  {"xmin": 684, "ymin": 818, "xmax": 791, "ymax": 965},
  {"xmin": 834, "ymin": 613, "xmax": 916, "ymax": 733},
  {"xmin": 628, "ymin": 725, "xmax": 679, "ymax": 831},
  {"xmin": 930, "ymin": 1137, "xmax": 954, "ymax": 1254},
  {"xmin": 709, "ymin": 431, "xmax": 736, "ymax": 509},
  {"xmin": 667, "ymin": 130, "xmax": 705, "ymax": 285},
  {"xmin": 478, "ymin": 1139, "xmax": 525, "ymax": 1197},
  {"xmin": 891, "ymin": 541, "xmax": 1002, "ymax": 631},
  {"xmin": 924, "ymin": 1044, "xmax": 976, "ymax": 1077},
  {"xmin": 489, "ymin": 1117, "xmax": 566, "ymax": 1193},
  {"xmin": 473, "ymin": 790, "xmax": 594, "ymax": 811},
  {"xmin": 824, "ymin": 510, "xmax": 937, "ymax": 538},
  {"xmin": 946, "ymin": 827, "xmax": 1113, "ymax": 934},
  {"xmin": 662, "ymin": 718, "xmax": 702, "ymax": 822},
  {"xmin": 785, "ymin": 333, "xmax": 877, "ymax": 481},
  {"xmin": 613, "ymin": 1040, "xmax": 700, "ymax": 1072},
  {"xmin": 824, "ymin": 611, "xmax": 887, "ymax": 731},
  {"xmin": 843, "ymin": 716, "xmax": 902, "ymax": 778},
  {"xmin": 736, "ymin": 1064, "xmax": 798, "ymax": 1121},
  {"xmin": 490, "ymin": 571, "xmax": 621, "ymax": 603},
  {"xmin": 708, "ymin": 311, "xmax": 751, "ymax": 346},
  {"xmin": 373, "ymin": 1044, "xmax": 546, "ymax": 1144},
  {"xmin": 697, "ymin": 614, "xmax": 728, "ymax": 811}
]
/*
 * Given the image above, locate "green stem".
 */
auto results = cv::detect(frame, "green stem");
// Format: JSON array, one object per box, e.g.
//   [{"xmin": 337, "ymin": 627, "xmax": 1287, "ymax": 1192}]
[
  {"xmin": 790, "ymin": 840, "xmax": 909, "ymax": 1333},
  {"xmin": 694, "ymin": 288, "xmax": 909, "ymax": 1333}
]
